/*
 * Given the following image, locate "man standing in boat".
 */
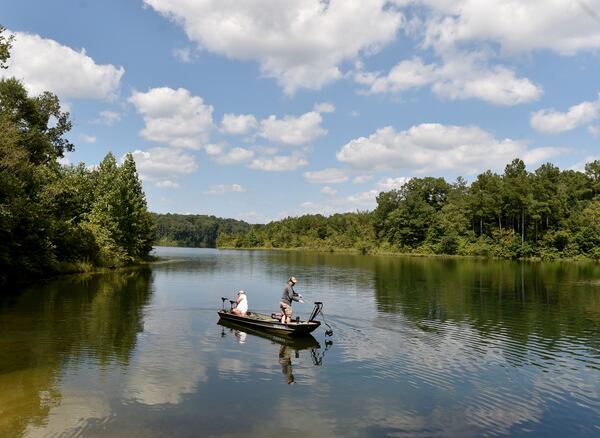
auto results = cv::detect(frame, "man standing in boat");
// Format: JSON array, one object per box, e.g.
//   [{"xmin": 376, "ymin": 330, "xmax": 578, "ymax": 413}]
[{"xmin": 280, "ymin": 276, "xmax": 304, "ymax": 324}]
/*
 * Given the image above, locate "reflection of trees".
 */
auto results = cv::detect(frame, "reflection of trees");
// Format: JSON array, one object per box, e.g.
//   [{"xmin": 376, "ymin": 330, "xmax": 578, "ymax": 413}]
[
  {"xmin": 0, "ymin": 268, "xmax": 152, "ymax": 437},
  {"xmin": 372, "ymin": 257, "xmax": 600, "ymax": 358}
]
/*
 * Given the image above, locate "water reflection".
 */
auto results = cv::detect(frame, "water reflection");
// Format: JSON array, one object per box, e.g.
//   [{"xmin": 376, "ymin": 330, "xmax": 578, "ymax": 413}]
[
  {"xmin": 1, "ymin": 248, "xmax": 599, "ymax": 437},
  {"xmin": 218, "ymin": 319, "xmax": 329, "ymax": 385},
  {"xmin": 0, "ymin": 268, "xmax": 153, "ymax": 438}
]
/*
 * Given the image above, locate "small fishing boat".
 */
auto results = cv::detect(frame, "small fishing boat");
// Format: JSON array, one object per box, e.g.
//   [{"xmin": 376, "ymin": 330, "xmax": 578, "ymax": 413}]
[
  {"xmin": 218, "ymin": 318, "xmax": 321, "ymax": 350},
  {"xmin": 217, "ymin": 297, "xmax": 324, "ymax": 336}
]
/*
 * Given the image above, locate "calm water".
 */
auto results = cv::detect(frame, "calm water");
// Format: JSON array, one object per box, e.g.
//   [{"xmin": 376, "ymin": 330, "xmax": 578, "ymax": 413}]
[{"xmin": 1, "ymin": 247, "xmax": 600, "ymax": 437}]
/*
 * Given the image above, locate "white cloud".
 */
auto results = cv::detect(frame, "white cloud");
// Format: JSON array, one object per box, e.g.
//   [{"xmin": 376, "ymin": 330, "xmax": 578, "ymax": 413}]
[
  {"xmin": 213, "ymin": 147, "xmax": 255, "ymax": 165},
  {"xmin": 358, "ymin": 54, "xmax": 542, "ymax": 106},
  {"xmin": 300, "ymin": 189, "xmax": 379, "ymax": 215},
  {"xmin": 249, "ymin": 155, "xmax": 308, "ymax": 172},
  {"xmin": 321, "ymin": 186, "xmax": 338, "ymax": 196},
  {"xmin": 129, "ymin": 87, "xmax": 214, "ymax": 149},
  {"xmin": 303, "ymin": 168, "xmax": 349, "ymax": 184},
  {"xmin": 260, "ymin": 111, "xmax": 326, "ymax": 145},
  {"xmin": 172, "ymin": 47, "xmax": 196, "ymax": 63},
  {"xmin": 80, "ymin": 134, "xmax": 96, "ymax": 144},
  {"xmin": 156, "ymin": 180, "xmax": 181, "ymax": 189},
  {"xmin": 313, "ymin": 102, "xmax": 336, "ymax": 113},
  {"xmin": 432, "ymin": 62, "xmax": 542, "ymax": 106},
  {"xmin": 365, "ymin": 58, "xmax": 437, "ymax": 94},
  {"xmin": 94, "ymin": 110, "xmax": 121, "ymax": 126},
  {"xmin": 346, "ymin": 189, "xmax": 380, "ymax": 209},
  {"xmin": 205, "ymin": 184, "xmax": 247, "ymax": 195},
  {"xmin": 221, "ymin": 113, "xmax": 258, "ymax": 135},
  {"xmin": 530, "ymin": 94, "xmax": 600, "ymax": 134},
  {"xmin": 377, "ymin": 176, "xmax": 410, "ymax": 191},
  {"xmin": 409, "ymin": 0, "xmax": 600, "ymax": 56},
  {"xmin": 4, "ymin": 31, "xmax": 123, "ymax": 100},
  {"xmin": 130, "ymin": 147, "xmax": 198, "ymax": 183},
  {"xmin": 353, "ymin": 175, "xmax": 373, "ymax": 184},
  {"xmin": 204, "ymin": 143, "xmax": 225, "ymax": 157},
  {"xmin": 589, "ymin": 125, "xmax": 600, "ymax": 137},
  {"xmin": 337, "ymin": 123, "xmax": 565, "ymax": 174},
  {"xmin": 143, "ymin": 0, "xmax": 403, "ymax": 94}
]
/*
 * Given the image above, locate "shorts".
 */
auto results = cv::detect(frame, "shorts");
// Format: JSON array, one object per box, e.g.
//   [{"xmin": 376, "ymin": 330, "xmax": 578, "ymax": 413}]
[{"xmin": 280, "ymin": 302, "xmax": 292, "ymax": 317}]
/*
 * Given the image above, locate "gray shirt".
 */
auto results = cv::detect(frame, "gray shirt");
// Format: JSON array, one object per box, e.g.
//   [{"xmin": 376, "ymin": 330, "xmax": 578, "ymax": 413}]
[{"xmin": 280, "ymin": 283, "xmax": 300, "ymax": 305}]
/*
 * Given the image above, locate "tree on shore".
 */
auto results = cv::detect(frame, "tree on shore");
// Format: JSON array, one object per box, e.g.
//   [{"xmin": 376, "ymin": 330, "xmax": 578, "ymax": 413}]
[{"xmin": 0, "ymin": 28, "xmax": 154, "ymax": 284}]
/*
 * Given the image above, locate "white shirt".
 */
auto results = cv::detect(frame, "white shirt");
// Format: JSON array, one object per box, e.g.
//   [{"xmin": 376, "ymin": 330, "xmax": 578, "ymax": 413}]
[{"xmin": 237, "ymin": 295, "xmax": 248, "ymax": 313}]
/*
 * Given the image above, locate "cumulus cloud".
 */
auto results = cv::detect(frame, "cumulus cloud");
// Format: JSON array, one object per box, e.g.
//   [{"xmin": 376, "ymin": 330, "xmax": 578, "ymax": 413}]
[
  {"xmin": 408, "ymin": 0, "xmax": 600, "ymax": 56},
  {"xmin": 259, "ymin": 111, "xmax": 326, "ymax": 145},
  {"xmin": 4, "ymin": 31, "xmax": 124, "ymax": 100},
  {"xmin": 377, "ymin": 176, "xmax": 411, "ymax": 191},
  {"xmin": 353, "ymin": 175, "xmax": 373, "ymax": 184},
  {"xmin": 249, "ymin": 155, "xmax": 308, "ymax": 172},
  {"xmin": 362, "ymin": 58, "xmax": 436, "ymax": 94},
  {"xmin": 213, "ymin": 147, "xmax": 255, "ymax": 165},
  {"xmin": 530, "ymin": 94, "xmax": 600, "ymax": 134},
  {"xmin": 143, "ymin": 0, "xmax": 403, "ymax": 94},
  {"xmin": 130, "ymin": 147, "xmax": 198, "ymax": 186},
  {"xmin": 301, "ymin": 189, "xmax": 380, "ymax": 215},
  {"xmin": 337, "ymin": 123, "xmax": 564, "ymax": 174},
  {"xmin": 129, "ymin": 87, "xmax": 214, "ymax": 149},
  {"xmin": 205, "ymin": 184, "xmax": 247, "ymax": 195},
  {"xmin": 358, "ymin": 54, "xmax": 542, "ymax": 105},
  {"xmin": 303, "ymin": 168, "xmax": 349, "ymax": 184},
  {"xmin": 321, "ymin": 186, "xmax": 338, "ymax": 196},
  {"xmin": 94, "ymin": 110, "xmax": 122, "ymax": 126},
  {"xmin": 221, "ymin": 113, "xmax": 258, "ymax": 135},
  {"xmin": 313, "ymin": 102, "xmax": 336, "ymax": 113}
]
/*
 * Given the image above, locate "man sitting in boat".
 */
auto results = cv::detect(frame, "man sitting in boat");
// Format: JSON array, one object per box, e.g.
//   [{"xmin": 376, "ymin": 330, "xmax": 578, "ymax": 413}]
[
  {"xmin": 231, "ymin": 290, "xmax": 248, "ymax": 316},
  {"xmin": 279, "ymin": 277, "xmax": 304, "ymax": 324}
]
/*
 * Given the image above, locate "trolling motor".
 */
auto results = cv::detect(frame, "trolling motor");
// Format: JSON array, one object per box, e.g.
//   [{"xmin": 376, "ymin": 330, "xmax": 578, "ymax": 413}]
[
  {"xmin": 309, "ymin": 302, "xmax": 333, "ymax": 336},
  {"xmin": 221, "ymin": 297, "xmax": 235, "ymax": 312}
]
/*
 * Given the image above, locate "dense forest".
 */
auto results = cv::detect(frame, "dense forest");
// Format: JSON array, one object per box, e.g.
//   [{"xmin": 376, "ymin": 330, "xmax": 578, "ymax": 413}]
[
  {"xmin": 218, "ymin": 159, "xmax": 600, "ymax": 260},
  {"xmin": 153, "ymin": 213, "xmax": 250, "ymax": 248},
  {"xmin": 0, "ymin": 28, "xmax": 155, "ymax": 284}
]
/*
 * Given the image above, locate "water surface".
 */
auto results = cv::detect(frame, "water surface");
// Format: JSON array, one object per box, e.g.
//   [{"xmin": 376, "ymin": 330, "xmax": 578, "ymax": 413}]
[{"xmin": 1, "ymin": 247, "xmax": 599, "ymax": 437}]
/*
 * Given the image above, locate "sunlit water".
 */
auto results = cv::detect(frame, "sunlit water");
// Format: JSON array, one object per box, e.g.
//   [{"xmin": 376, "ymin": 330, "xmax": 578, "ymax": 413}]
[{"xmin": 1, "ymin": 247, "xmax": 599, "ymax": 437}]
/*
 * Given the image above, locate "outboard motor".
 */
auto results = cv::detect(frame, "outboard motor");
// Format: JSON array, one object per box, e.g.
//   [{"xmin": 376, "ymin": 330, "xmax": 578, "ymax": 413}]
[{"xmin": 309, "ymin": 302, "xmax": 333, "ymax": 336}]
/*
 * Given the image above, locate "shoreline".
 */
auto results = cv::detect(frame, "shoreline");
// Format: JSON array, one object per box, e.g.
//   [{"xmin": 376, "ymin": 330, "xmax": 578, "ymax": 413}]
[
  {"xmin": 215, "ymin": 245, "xmax": 598, "ymax": 263},
  {"xmin": 1, "ymin": 256, "xmax": 159, "ymax": 288}
]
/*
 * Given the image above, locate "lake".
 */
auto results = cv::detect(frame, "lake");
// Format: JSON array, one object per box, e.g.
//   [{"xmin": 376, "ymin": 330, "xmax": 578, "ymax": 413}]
[{"xmin": 1, "ymin": 247, "xmax": 599, "ymax": 437}]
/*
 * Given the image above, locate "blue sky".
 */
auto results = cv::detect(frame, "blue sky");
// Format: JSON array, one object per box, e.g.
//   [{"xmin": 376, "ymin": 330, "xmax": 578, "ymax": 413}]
[{"xmin": 3, "ymin": 0, "xmax": 600, "ymax": 223}]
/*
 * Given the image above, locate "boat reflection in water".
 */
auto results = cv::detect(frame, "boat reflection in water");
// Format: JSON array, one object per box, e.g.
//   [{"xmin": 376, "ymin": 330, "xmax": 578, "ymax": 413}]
[{"xmin": 218, "ymin": 319, "xmax": 331, "ymax": 384}]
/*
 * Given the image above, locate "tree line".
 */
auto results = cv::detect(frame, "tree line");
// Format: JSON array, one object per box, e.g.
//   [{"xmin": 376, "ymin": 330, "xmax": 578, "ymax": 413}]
[
  {"xmin": 0, "ymin": 28, "xmax": 154, "ymax": 284},
  {"xmin": 218, "ymin": 158, "xmax": 600, "ymax": 260},
  {"xmin": 153, "ymin": 213, "xmax": 250, "ymax": 248}
]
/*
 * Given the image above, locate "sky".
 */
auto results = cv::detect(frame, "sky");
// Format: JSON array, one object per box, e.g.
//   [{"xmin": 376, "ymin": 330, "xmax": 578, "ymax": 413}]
[{"xmin": 2, "ymin": 0, "xmax": 600, "ymax": 223}]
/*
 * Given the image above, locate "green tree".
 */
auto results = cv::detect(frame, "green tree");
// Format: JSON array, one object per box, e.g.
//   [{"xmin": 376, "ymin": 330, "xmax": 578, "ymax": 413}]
[
  {"xmin": 0, "ymin": 26, "xmax": 14, "ymax": 69},
  {"xmin": 118, "ymin": 154, "xmax": 155, "ymax": 258},
  {"xmin": 503, "ymin": 159, "xmax": 531, "ymax": 243},
  {"xmin": 585, "ymin": 160, "xmax": 600, "ymax": 197}
]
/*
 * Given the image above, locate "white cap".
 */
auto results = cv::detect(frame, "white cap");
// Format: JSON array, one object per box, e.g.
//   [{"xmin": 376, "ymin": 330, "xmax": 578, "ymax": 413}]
[{"xmin": 237, "ymin": 290, "xmax": 246, "ymax": 295}]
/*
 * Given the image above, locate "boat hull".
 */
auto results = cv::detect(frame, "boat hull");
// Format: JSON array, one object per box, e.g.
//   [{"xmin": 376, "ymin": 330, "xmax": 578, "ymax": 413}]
[
  {"xmin": 217, "ymin": 318, "xmax": 321, "ymax": 349},
  {"xmin": 217, "ymin": 310, "xmax": 320, "ymax": 336}
]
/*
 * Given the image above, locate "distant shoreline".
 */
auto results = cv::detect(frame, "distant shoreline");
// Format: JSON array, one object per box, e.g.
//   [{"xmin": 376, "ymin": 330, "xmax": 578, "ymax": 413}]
[{"xmin": 205, "ymin": 245, "xmax": 598, "ymax": 263}]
